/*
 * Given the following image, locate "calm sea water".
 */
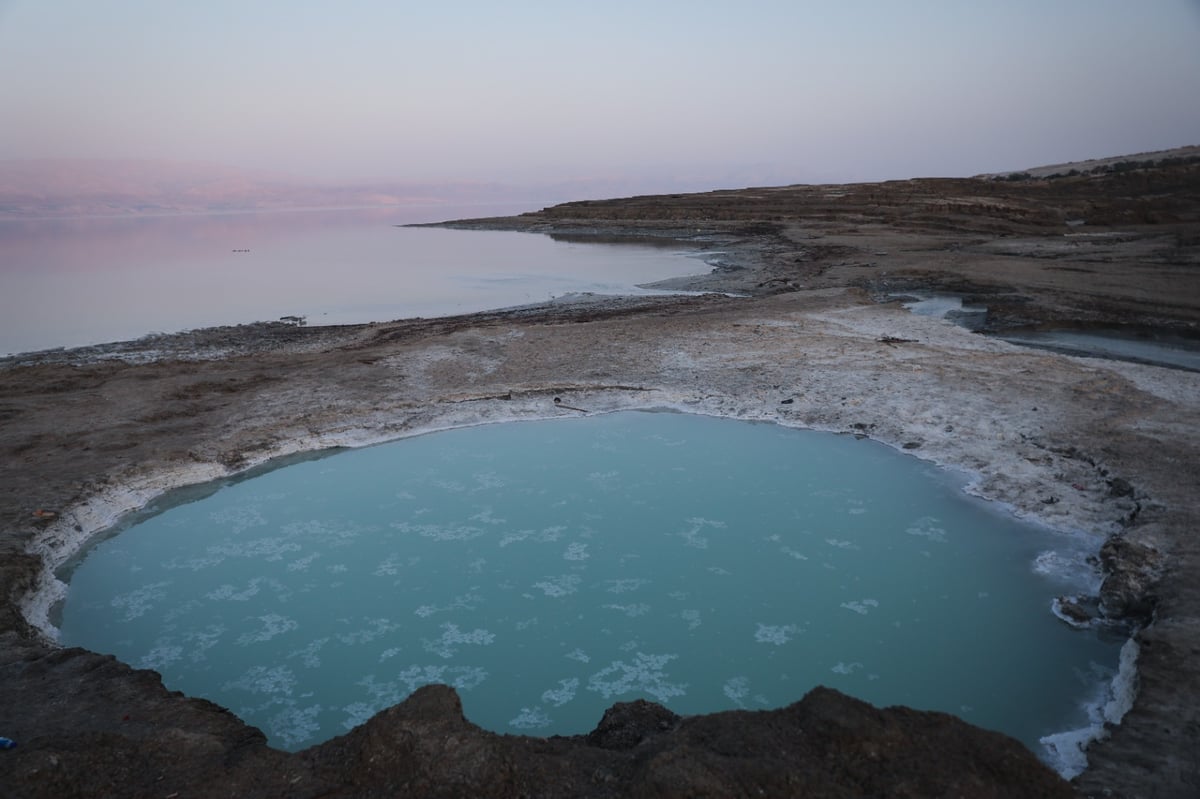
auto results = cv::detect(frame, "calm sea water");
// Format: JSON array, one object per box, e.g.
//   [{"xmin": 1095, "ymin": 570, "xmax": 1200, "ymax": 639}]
[
  {"xmin": 0, "ymin": 206, "xmax": 706, "ymax": 356},
  {"xmin": 58, "ymin": 411, "xmax": 1121, "ymax": 761}
]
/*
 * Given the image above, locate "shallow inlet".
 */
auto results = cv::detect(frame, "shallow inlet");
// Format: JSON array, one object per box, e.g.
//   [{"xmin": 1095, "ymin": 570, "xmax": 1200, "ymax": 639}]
[
  {"xmin": 996, "ymin": 329, "xmax": 1200, "ymax": 372},
  {"xmin": 57, "ymin": 411, "xmax": 1121, "ymax": 764},
  {"xmin": 898, "ymin": 292, "xmax": 1200, "ymax": 371}
]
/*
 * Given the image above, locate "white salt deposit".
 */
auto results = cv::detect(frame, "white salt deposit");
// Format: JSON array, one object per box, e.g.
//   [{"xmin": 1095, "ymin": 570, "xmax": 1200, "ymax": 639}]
[
  {"xmin": 840, "ymin": 599, "xmax": 879, "ymax": 615},
  {"xmin": 587, "ymin": 653, "xmax": 687, "ymax": 703},
  {"xmin": 1040, "ymin": 637, "xmax": 1140, "ymax": 778},
  {"xmin": 754, "ymin": 624, "xmax": 802, "ymax": 645},
  {"xmin": 723, "ymin": 676, "xmax": 750, "ymax": 707},
  {"xmin": 509, "ymin": 706, "xmax": 553, "ymax": 729},
  {"xmin": 542, "ymin": 678, "xmax": 580, "ymax": 707}
]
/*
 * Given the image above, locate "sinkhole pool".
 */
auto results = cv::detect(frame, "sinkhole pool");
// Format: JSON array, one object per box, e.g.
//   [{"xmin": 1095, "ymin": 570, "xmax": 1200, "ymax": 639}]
[{"xmin": 57, "ymin": 411, "xmax": 1121, "ymax": 759}]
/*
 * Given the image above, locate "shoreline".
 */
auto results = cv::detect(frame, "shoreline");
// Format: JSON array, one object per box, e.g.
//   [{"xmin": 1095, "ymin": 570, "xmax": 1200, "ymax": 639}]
[{"xmin": 3, "ymin": 167, "xmax": 1197, "ymax": 796}]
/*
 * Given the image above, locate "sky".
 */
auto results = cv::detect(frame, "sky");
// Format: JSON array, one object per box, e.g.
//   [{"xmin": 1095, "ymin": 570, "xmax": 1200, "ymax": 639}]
[{"xmin": 1, "ymin": 0, "xmax": 1199, "ymax": 189}]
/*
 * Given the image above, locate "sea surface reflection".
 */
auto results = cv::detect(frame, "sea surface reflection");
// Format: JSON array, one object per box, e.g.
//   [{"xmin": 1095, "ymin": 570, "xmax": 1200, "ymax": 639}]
[{"xmin": 0, "ymin": 206, "xmax": 706, "ymax": 356}]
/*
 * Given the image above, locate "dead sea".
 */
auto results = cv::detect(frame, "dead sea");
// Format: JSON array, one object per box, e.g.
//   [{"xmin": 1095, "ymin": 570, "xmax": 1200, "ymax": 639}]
[{"xmin": 2, "ymin": 160, "xmax": 1198, "ymax": 797}]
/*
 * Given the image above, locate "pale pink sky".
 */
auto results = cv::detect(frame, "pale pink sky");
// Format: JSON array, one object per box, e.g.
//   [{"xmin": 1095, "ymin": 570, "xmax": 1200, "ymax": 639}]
[{"xmin": 1, "ymin": 1, "xmax": 1198, "ymax": 188}]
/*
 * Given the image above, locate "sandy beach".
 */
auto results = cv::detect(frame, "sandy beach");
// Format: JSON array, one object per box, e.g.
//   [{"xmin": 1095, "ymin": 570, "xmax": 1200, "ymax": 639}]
[{"xmin": 2, "ymin": 159, "xmax": 1198, "ymax": 796}]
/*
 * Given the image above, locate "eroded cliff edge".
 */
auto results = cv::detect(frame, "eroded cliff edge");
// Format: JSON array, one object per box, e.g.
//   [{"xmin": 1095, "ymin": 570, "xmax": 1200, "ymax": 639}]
[{"xmin": 2, "ymin": 159, "xmax": 1198, "ymax": 797}]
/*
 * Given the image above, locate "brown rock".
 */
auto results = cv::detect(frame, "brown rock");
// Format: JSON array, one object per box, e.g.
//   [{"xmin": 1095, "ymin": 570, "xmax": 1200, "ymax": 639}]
[
  {"xmin": 0, "ymin": 641, "xmax": 1072, "ymax": 798},
  {"xmin": 1056, "ymin": 595, "xmax": 1095, "ymax": 625},
  {"xmin": 1097, "ymin": 536, "xmax": 1163, "ymax": 624}
]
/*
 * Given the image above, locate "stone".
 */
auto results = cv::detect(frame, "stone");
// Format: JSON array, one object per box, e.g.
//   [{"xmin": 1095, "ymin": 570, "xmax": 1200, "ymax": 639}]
[{"xmin": 1097, "ymin": 536, "xmax": 1163, "ymax": 624}]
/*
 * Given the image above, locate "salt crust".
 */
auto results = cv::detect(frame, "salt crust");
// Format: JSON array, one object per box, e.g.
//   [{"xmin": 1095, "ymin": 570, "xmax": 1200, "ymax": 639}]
[{"xmin": 1040, "ymin": 637, "xmax": 1140, "ymax": 779}]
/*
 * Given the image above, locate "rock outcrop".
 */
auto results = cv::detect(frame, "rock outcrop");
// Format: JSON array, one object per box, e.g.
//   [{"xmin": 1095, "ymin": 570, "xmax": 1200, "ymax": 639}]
[
  {"xmin": 1097, "ymin": 536, "xmax": 1163, "ymax": 624},
  {"xmin": 0, "ymin": 638, "xmax": 1071, "ymax": 798}
]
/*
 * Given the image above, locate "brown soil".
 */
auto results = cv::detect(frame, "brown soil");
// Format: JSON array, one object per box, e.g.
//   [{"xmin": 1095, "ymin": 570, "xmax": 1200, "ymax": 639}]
[{"xmin": 2, "ymin": 159, "xmax": 1198, "ymax": 797}]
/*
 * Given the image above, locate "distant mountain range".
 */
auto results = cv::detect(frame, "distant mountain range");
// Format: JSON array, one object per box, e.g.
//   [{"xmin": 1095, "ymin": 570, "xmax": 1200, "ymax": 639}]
[
  {"xmin": 0, "ymin": 159, "xmax": 802, "ymax": 218},
  {"xmin": 976, "ymin": 145, "xmax": 1200, "ymax": 179},
  {"xmin": 0, "ymin": 159, "xmax": 552, "ymax": 217},
  {"xmin": 5, "ymin": 149, "xmax": 1195, "ymax": 218}
]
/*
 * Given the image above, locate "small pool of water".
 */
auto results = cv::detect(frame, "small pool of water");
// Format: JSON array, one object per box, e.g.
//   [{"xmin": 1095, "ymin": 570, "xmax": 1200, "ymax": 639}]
[
  {"xmin": 57, "ymin": 412, "xmax": 1120, "ymax": 762},
  {"xmin": 896, "ymin": 292, "xmax": 1200, "ymax": 371},
  {"xmin": 898, "ymin": 294, "xmax": 989, "ymax": 331}
]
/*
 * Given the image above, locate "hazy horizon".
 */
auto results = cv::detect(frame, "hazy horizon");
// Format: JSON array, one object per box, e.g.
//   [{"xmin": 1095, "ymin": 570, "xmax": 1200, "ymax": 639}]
[{"xmin": 2, "ymin": 1, "xmax": 1199, "ymax": 195}]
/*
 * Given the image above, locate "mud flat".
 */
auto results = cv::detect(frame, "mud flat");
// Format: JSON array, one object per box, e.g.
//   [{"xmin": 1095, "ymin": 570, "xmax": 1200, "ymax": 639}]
[{"xmin": 1, "ymin": 157, "xmax": 1198, "ymax": 796}]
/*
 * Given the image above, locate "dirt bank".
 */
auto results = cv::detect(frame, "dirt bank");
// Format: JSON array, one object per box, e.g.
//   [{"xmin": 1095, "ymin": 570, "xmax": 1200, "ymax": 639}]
[{"xmin": 2, "ymin": 160, "xmax": 1198, "ymax": 797}]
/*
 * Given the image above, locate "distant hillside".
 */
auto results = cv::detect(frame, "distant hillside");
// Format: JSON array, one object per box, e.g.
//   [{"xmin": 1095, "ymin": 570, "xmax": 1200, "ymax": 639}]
[{"xmin": 980, "ymin": 145, "xmax": 1200, "ymax": 180}]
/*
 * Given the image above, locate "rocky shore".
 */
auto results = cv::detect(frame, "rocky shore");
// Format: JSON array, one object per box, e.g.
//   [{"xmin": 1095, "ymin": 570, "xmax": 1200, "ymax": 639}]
[{"xmin": 2, "ymin": 157, "xmax": 1198, "ymax": 796}]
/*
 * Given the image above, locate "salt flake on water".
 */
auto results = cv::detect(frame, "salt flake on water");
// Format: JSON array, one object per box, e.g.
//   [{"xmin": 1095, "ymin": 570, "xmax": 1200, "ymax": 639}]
[
  {"xmin": 754, "ymin": 623, "xmax": 802, "ymax": 645},
  {"xmin": 542, "ymin": 678, "xmax": 579, "ymax": 707},
  {"xmin": 422, "ymin": 622, "xmax": 496, "ymax": 658},
  {"xmin": 587, "ymin": 653, "xmax": 687, "ymax": 703},
  {"xmin": 840, "ymin": 599, "xmax": 879, "ymax": 615},
  {"xmin": 509, "ymin": 706, "xmax": 552, "ymax": 729},
  {"xmin": 532, "ymin": 574, "xmax": 581, "ymax": 597}
]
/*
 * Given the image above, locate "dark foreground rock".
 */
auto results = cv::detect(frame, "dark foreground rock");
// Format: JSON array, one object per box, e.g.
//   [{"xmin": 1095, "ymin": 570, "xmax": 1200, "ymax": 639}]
[{"xmin": 0, "ymin": 639, "xmax": 1070, "ymax": 798}]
